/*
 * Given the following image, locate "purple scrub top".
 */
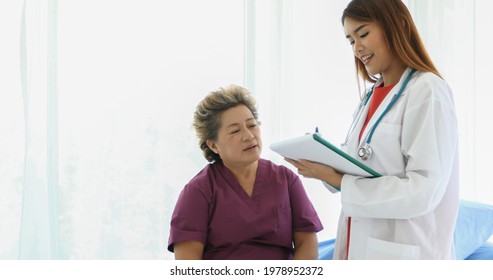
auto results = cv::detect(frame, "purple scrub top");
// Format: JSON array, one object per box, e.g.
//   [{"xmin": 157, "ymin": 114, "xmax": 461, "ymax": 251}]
[{"xmin": 168, "ymin": 159, "xmax": 323, "ymax": 260}]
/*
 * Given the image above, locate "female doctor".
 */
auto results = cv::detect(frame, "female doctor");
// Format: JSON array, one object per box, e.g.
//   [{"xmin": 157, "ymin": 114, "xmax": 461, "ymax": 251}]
[{"xmin": 286, "ymin": 0, "xmax": 460, "ymax": 259}]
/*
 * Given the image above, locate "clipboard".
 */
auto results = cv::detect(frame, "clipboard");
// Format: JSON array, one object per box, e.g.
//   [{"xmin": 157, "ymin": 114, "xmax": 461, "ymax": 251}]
[{"xmin": 269, "ymin": 133, "xmax": 382, "ymax": 178}]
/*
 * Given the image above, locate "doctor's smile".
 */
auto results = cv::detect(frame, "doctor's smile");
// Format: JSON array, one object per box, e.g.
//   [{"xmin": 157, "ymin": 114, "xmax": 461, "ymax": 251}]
[{"xmin": 360, "ymin": 54, "xmax": 373, "ymax": 65}]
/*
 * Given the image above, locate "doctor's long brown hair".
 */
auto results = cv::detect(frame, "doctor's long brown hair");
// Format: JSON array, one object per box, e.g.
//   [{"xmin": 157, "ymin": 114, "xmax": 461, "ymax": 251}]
[{"xmin": 342, "ymin": 0, "xmax": 441, "ymax": 83}]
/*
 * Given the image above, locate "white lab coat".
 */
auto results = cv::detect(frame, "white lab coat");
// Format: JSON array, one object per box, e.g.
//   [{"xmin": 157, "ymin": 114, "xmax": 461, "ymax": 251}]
[{"xmin": 330, "ymin": 68, "xmax": 460, "ymax": 259}]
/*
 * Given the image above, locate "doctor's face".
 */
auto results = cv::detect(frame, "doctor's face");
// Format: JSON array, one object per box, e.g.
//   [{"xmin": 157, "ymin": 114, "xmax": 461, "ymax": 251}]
[
  {"xmin": 207, "ymin": 104, "xmax": 262, "ymax": 168},
  {"xmin": 344, "ymin": 17, "xmax": 401, "ymax": 82}
]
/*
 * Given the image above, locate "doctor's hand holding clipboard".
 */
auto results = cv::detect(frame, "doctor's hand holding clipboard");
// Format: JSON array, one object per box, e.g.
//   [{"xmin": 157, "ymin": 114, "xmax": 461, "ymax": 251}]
[
  {"xmin": 275, "ymin": 0, "xmax": 460, "ymax": 260},
  {"xmin": 270, "ymin": 131, "xmax": 382, "ymax": 193}
]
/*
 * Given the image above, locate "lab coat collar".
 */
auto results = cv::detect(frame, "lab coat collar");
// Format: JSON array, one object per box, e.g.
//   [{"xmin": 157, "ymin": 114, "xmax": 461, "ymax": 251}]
[{"xmin": 358, "ymin": 67, "xmax": 415, "ymax": 146}]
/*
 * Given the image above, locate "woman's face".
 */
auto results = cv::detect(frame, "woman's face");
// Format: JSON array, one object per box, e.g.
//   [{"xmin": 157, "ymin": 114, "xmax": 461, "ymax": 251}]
[
  {"xmin": 207, "ymin": 104, "xmax": 262, "ymax": 168},
  {"xmin": 344, "ymin": 17, "xmax": 403, "ymax": 84}
]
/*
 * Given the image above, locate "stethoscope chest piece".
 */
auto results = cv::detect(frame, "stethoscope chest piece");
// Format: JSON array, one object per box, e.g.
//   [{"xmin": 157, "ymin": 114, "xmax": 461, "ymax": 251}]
[{"xmin": 358, "ymin": 144, "xmax": 372, "ymax": 161}]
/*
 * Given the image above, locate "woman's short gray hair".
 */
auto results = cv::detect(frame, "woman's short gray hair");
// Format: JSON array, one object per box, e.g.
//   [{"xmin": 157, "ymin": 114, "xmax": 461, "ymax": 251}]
[{"xmin": 193, "ymin": 85, "xmax": 259, "ymax": 162}]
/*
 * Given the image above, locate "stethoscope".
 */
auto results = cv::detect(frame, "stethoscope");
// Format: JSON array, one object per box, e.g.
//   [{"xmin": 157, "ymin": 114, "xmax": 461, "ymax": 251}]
[{"xmin": 343, "ymin": 69, "xmax": 416, "ymax": 161}]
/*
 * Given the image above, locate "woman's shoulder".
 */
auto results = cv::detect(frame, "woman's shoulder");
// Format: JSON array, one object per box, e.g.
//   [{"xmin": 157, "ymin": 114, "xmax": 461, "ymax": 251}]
[
  {"xmin": 184, "ymin": 162, "xmax": 220, "ymax": 192},
  {"xmin": 410, "ymin": 70, "xmax": 454, "ymax": 101},
  {"xmin": 413, "ymin": 71, "xmax": 451, "ymax": 91},
  {"xmin": 259, "ymin": 158, "xmax": 290, "ymax": 172},
  {"xmin": 259, "ymin": 158, "xmax": 299, "ymax": 181},
  {"xmin": 188, "ymin": 162, "xmax": 214, "ymax": 179}
]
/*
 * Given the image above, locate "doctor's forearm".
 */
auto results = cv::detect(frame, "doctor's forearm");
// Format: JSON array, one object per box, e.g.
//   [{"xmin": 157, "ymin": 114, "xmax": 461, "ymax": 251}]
[{"xmin": 321, "ymin": 171, "xmax": 343, "ymax": 188}]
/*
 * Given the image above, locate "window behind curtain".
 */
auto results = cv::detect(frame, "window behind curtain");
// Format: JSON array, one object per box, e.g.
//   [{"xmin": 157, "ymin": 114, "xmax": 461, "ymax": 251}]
[
  {"xmin": 57, "ymin": 0, "xmax": 244, "ymax": 259},
  {"xmin": 471, "ymin": 1, "xmax": 493, "ymax": 204},
  {"xmin": 409, "ymin": 0, "xmax": 493, "ymax": 205},
  {"xmin": 0, "ymin": 1, "xmax": 24, "ymax": 259}
]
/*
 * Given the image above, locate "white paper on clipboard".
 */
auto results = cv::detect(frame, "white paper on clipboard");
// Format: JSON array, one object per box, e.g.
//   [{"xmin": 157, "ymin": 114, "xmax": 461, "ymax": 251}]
[{"xmin": 269, "ymin": 133, "xmax": 381, "ymax": 178}]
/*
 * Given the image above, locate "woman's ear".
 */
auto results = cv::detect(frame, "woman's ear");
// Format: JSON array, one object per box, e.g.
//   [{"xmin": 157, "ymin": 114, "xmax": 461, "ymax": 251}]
[{"xmin": 206, "ymin": 139, "xmax": 219, "ymax": 154}]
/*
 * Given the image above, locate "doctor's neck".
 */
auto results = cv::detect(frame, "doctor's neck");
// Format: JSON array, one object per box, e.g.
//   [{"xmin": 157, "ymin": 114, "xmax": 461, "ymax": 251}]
[{"xmin": 380, "ymin": 63, "xmax": 407, "ymax": 86}]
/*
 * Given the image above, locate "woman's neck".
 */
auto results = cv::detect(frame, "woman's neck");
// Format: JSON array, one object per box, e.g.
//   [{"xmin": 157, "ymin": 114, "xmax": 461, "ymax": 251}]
[
  {"xmin": 224, "ymin": 160, "xmax": 258, "ymax": 197},
  {"xmin": 224, "ymin": 160, "xmax": 258, "ymax": 181},
  {"xmin": 382, "ymin": 63, "xmax": 407, "ymax": 86}
]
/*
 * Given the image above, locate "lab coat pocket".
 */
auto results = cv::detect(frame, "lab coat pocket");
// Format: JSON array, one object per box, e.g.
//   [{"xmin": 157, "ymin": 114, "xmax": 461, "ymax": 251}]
[
  {"xmin": 373, "ymin": 123, "xmax": 405, "ymax": 173},
  {"xmin": 373, "ymin": 123, "xmax": 402, "ymax": 152},
  {"xmin": 377, "ymin": 122, "xmax": 401, "ymax": 137},
  {"xmin": 366, "ymin": 237, "xmax": 420, "ymax": 260}
]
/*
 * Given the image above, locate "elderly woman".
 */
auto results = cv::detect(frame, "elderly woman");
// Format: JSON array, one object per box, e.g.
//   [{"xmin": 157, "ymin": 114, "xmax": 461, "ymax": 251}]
[{"xmin": 167, "ymin": 85, "xmax": 323, "ymax": 260}]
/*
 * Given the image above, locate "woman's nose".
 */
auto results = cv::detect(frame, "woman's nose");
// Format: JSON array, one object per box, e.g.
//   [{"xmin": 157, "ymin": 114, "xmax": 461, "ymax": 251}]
[
  {"xmin": 241, "ymin": 130, "xmax": 254, "ymax": 141},
  {"xmin": 353, "ymin": 40, "xmax": 363, "ymax": 55}
]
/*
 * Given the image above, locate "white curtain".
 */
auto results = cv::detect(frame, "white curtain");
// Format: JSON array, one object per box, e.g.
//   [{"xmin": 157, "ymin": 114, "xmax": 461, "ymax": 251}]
[
  {"xmin": 1, "ymin": 0, "xmax": 244, "ymax": 260},
  {"xmin": 408, "ymin": 0, "xmax": 493, "ymax": 204},
  {"xmin": 18, "ymin": 0, "xmax": 59, "ymax": 259},
  {"xmin": 0, "ymin": 0, "xmax": 24, "ymax": 259},
  {"xmin": 1, "ymin": 0, "xmax": 492, "ymax": 260}
]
